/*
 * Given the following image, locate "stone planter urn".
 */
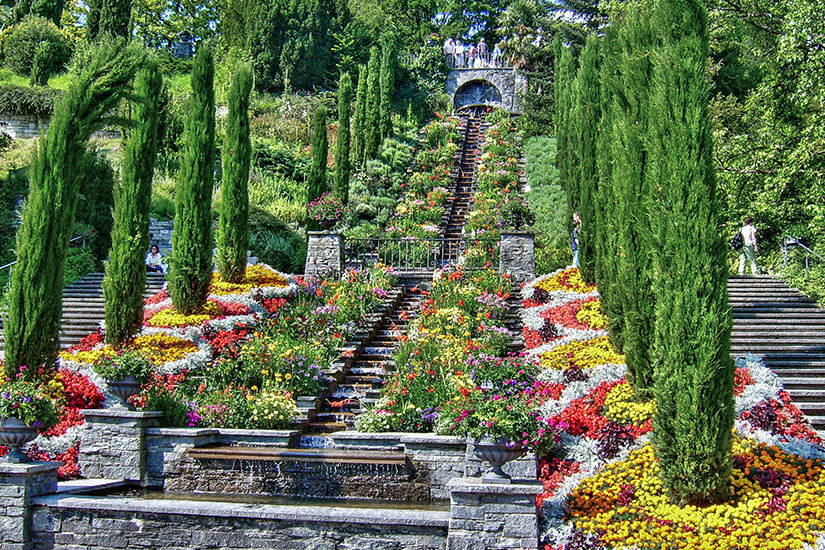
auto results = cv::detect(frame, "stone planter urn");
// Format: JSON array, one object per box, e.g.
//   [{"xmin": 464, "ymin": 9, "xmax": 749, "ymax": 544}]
[
  {"xmin": 107, "ymin": 376, "xmax": 142, "ymax": 409},
  {"xmin": 0, "ymin": 417, "xmax": 39, "ymax": 463},
  {"xmin": 470, "ymin": 436, "xmax": 526, "ymax": 484}
]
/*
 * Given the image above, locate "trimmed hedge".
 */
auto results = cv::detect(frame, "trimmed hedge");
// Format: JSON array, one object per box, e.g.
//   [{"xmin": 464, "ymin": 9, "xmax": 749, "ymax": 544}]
[{"xmin": 0, "ymin": 84, "xmax": 60, "ymax": 116}]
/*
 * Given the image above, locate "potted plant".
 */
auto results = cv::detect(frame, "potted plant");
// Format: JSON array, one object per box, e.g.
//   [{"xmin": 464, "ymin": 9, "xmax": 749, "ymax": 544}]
[
  {"xmin": 436, "ymin": 387, "xmax": 544, "ymax": 484},
  {"xmin": 93, "ymin": 350, "xmax": 153, "ymax": 408},
  {"xmin": 0, "ymin": 380, "xmax": 58, "ymax": 463}
]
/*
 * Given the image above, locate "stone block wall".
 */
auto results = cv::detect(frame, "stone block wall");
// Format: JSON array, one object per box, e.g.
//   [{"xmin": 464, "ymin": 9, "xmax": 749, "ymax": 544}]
[
  {"xmin": 305, "ymin": 232, "xmax": 344, "ymax": 277},
  {"xmin": 78, "ymin": 410, "xmax": 163, "ymax": 485},
  {"xmin": 0, "ymin": 116, "xmax": 121, "ymax": 140},
  {"xmin": 0, "ymin": 462, "xmax": 60, "ymax": 550},
  {"xmin": 499, "ymin": 232, "xmax": 535, "ymax": 283},
  {"xmin": 148, "ymin": 219, "xmax": 174, "ymax": 255}
]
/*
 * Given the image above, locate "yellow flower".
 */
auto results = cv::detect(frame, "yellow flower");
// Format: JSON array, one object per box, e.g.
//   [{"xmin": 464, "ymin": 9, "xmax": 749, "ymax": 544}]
[{"xmin": 539, "ymin": 336, "xmax": 624, "ymax": 371}]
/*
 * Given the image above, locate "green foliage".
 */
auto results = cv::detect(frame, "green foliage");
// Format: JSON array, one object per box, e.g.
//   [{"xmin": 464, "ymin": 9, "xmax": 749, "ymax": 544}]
[
  {"xmin": 4, "ymin": 40, "xmax": 144, "ymax": 378},
  {"xmin": 0, "ymin": 83, "xmax": 60, "ymax": 116},
  {"xmin": 306, "ymin": 104, "xmax": 328, "ymax": 231},
  {"xmin": 248, "ymin": 207, "xmax": 306, "ymax": 273},
  {"xmin": 571, "ymin": 35, "xmax": 600, "ymax": 284},
  {"xmin": 75, "ymin": 150, "xmax": 116, "ymax": 264},
  {"xmin": 554, "ymin": 38, "xmax": 577, "ymax": 220},
  {"xmin": 2, "ymin": 16, "xmax": 71, "ymax": 77},
  {"xmin": 648, "ymin": 0, "xmax": 734, "ymax": 505},
  {"xmin": 364, "ymin": 46, "xmax": 381, "ymax": 159},
  {"xmin": 92, "ymin": 350, "xmax": 153, "ymax": 382},
  {"xmin": 217, "ymin": 64, "xmax": 253, "ymax": 284},
  {"xmin": 103, "ymin": 62, "xmax": 162, "ymax": 346},
  {"xmin": 63, "ymin": 245, "xmax": 95, "ymax": 286},
  {"xmin": 12, "ymin": 0, "xmax": 64, "ymax": 26},
  {"xmin": 333, "ymin": 72, "xmax": 352, "ymax": 204},
  {"xmin": 86, "ymin": 0, "xmax": 131, "ymax": 39},
  {"xmin": 0, "ymin": 165, "xmax": 25, "ymax": 267},
  {"xmin": 403, "ymin": 41, "xmax": 449, "ymax": 120},
  {"xmin": 379, "ymin": 38, "xmax": 394, "ymax": 139},
  {"xmin": 169, "ymin": 45, "xmax": 216, "ymax": 315},
  {"xmin": 0, "ymin": 380, "xmax": 58, "ymax": 428},
  {"xmin": 30, "ymin": 41, "xmax": 58, "ymax": 86},
  {"xmin": 352, "ymin": 64, "xmax": 367, "ymax": 167}
]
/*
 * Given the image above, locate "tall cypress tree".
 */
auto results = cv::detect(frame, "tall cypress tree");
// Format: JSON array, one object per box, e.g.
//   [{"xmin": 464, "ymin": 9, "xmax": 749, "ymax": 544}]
[
  {"xmin": 217, "ymin": 64, "xmax": 253, "ymax": 284},
  {"xmin": 169, "ymin": 45, "xmax": 216, "ymax": 314},
  {"xmin": 554, "ymin": 39, "xmax": 577, "ymax": 222},
  {"xmin": 379, "ymin": 38, "xmax": 394, "ymax": 139},
  {"xmin": 334, "ymin": 72, "xmax": 352, "ymax": 205},
  {"xmin": 87, "ymin": 0, "xmax": 131, "ymax": 39},
  {"xmin": 4, "ymin": 41, "xmax": 143, "ymax": 377},
  {"xmin": 364, "ymin": 46, "xmax": 381, "ymax": 160},
  {"xmin": 352, "ymin": 65, "xmax": 367, "ymax": 167},
  {"xmin": 648, "ymin": 0, "xmax": 734, "ymax": 505},
  {"xmin": 594, "ymin": 24, "xmax": 624, "ymax": 353},
  {"xmin": 102, "ymin": 61, "xmax": 162, "ymax": 347},
  {"xmin": 573, "ymin": 35, "xmax": 600, "ymax": 285},
  {"xmin": 306, "ymin": 105, "xmax": 328, "ymax": 231},
  {"xmin": 611, "ymin": 1, "xmax": 656, "ymax": 392}
]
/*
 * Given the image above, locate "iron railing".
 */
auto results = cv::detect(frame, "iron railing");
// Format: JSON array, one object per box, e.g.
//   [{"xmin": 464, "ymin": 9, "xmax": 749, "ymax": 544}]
[
  {"xmin": 344, "ymin": 238, "xmax": 499, "ymax": 273},
  {"xmin": 0, "ymin": 235, "xmax": 86, "ymax": 274},
  {"xmin": 782, "ymin": 235, "xmax": 825, "ymax": 282}
]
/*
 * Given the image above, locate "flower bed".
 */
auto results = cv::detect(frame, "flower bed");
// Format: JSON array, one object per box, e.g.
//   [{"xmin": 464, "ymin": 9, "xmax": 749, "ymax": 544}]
[
  {"xmin": 3, "ymin": 264, "xmax": 396, "ymax": 477},
  {"xmin": 522, "ymin": 268, "xmax": 825, "ymax": 549}
]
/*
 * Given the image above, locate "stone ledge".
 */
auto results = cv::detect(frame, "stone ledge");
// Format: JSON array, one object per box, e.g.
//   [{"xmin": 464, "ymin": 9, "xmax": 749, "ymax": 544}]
[
  {"xmin": 55, "ymin": 479, "xmax": 127, "ymax": 495},
  {"xmin": 80, "ymin": 409, "xmax": 164, "ymax": 420},
  {"xmin": 0, "ymin": 462, "xmax": 62, "ymax": 475},
  {"xmin": 145, "ymin": 428, "xmax": 219, "ymax": 437},
  {"xmin": 400, "ymin": 434, "xmax": 466, "ymax": 447},
  {"xmin": 446, "ymin": 477, "xmax": 542, "ymax": 496},
  {"xmin": 216, "ymin": 428, "xmax": 296, "ymax": 438},
  {"xmin": 33, "ymin": 494, "xmax": 451, "ymax": 528}
]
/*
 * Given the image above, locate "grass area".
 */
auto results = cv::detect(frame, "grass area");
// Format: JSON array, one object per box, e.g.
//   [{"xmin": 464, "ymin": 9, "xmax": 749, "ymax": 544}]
[{"xmin": 0, "ymin": 67, "xmax": 74, "ymax": 91}]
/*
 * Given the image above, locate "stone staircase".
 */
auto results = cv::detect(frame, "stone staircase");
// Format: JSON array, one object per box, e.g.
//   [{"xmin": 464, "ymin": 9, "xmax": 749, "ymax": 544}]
[
  {"xmin": 0, "ymin": 272, "xmax": 166, "ymax": 352},
  {"xmin": 728, "ymin": 275, "xmax": 825, "ymax": 431},
  {"xmin": 303, "ymin": 285, "xmax": 425, "ymax": 434}
]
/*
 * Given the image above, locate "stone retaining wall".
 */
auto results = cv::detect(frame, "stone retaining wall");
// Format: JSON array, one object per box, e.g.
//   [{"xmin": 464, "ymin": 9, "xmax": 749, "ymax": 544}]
[{"xmin": 0, "ymin": 115, "xmax": 121, "ymax": 140}]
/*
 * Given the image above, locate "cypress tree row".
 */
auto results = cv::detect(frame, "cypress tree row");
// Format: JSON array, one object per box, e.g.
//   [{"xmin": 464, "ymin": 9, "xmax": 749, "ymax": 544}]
[
  {"xmin": 379, "ymin": 39, "xmax": 394, "ymax": 139},
  {"xmin": 648, "ymin": 0, "xmax": 734, "ymax": 504},
  {"xmin": 553, "ymin": 40, "xmax": 577, "ymax": 220},
  {"xmin": 102, "ymin": 61, "xmax": 162, "ymax": 346},
  {"xmin": 594, "ymin": 25, "xmax": 625, "ymax": 353},
  {"xmin": 611, "ymin": 0, "xmax": 657, "ymax": 392},
  {"xmin": 334, "ymin": 72, "xmax": 353, "ymax": 205},
  {"xmin": 3, "ymin": 41, "xmax": 144, "ymax": 378},
  {"xmin": 572, "ymin": 35, "xmax": 601, "ymax": 285},
  {"xmin": 169, "ymin": 45, "xmax": 216, "ymax": 315},
  {"xmin": 352, "ymin": 65, "xmax": 367, "ymax": 167},
  {"xmin": 306, "ymin": 105, "xmax": 328, "ymax": 231},
  {"xmin": 364, "ymin": 46, "xmax": 381, "ymax": 160},
  {"xmin": 217, "ymin": 64, "xmax": 253, "ymax": 283}
]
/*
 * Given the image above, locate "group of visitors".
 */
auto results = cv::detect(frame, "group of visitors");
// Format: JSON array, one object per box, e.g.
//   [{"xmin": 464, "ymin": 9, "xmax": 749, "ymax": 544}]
[
  {"xmin": 571, "ymin": 213, "xmax": 761, "ymax": 276},
  {"xmin": 443, "ymin": 38, "xmax": 505, "ymax": 69}
]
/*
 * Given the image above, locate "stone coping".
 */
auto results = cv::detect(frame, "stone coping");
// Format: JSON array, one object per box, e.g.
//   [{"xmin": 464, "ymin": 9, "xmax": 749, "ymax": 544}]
[
  {"xmin": 446, "ymin": 477, "xmax": 543, "ymax": 495},
  {"xmin": 216, "ymin": 428, "xmax": 296, "ymax": 438},
  {"xmin": 55, "ymin": 478, "xmax": 127, "ymax": 495},
  {"xmin": 80, "ymin": 409, "xmax": 164, "ymax": 419},
  {"xmin": 33, "ymin": 494, "xmax": 451, "ymax": 528},
  {"xmin": 145, "ymin": 428, "xmax": 218, "ymax": 437},
  {"xmin": 400, "ymin": 434, "xmax": 466, "ymax": 446},
  {"xmin": 330, "ymin": 431, "xmax": 410, "ymax": 441},
  {"xmin": 0, "ymin": 461, "xmax": 62, "ymax": 475}
]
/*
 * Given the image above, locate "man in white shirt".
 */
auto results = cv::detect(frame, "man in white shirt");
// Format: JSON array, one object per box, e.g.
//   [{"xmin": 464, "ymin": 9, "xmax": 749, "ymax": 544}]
[
  {"xmin": 443, "ymin": 38, "xmax": 455, "ymax": 69},
  {"xmin": 738, "ymin": 217, "xmax": 759, "ymax": 275}
]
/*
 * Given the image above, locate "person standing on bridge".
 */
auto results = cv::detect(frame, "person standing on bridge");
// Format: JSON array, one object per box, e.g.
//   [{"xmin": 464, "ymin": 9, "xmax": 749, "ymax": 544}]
[
  {"xmin": 477, "ymin": 38, "xmax": 489, "ymax": 66},
  {"xmin": 455, "ymin": 41, "xmax": 466, "ymax": 68},
  {"xmin": 737, "ymin": 216, "xmax": 760, "ymax": 276},
  {"xmin": 492, "ymin": 41, "xmax": 503, "ymax": 67},
  {"xmin": 444, "ymin": 37, "xmax": 455, "ymax": 69}
]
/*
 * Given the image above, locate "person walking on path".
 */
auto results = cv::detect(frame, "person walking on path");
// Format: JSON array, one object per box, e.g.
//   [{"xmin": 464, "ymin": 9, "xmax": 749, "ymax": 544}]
[
  {"xmin": 443, "ymin": 37, "xmax": 455, "ymax": 69},
  {"xmin": 738, "ymin": 217, "xmax": 759, "ymax": 275},
  {"xmin": 572, "ymin": 212, "xmax": 581, "ymax": 268}
]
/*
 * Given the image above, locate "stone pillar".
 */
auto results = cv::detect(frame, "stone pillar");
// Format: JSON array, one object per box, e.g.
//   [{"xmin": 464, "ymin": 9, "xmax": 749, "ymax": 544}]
[
  {"xmin": 78, "ymin": 409, "xmax": 163, "ymax": 485},
  {"xmin": 305, "ymin": 232, "xmax": 344, "ymax": 277},
  {"xmin": 499, "ymin": 232, "xmax": 535, "ymax": 284},
  {"xmin": 446, "ymin": 478, "xmax": 542, "ymax": 550},
  {"xmin": 0, "ymin": 461, "xmax": 60, "ymax": 550}
]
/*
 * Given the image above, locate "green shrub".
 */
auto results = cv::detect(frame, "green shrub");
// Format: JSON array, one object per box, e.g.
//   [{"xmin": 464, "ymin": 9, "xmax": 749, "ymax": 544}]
[
  {"xmin": 0, "ymin": 83, "xmax": 60, "ymax": 116},
  {"xmin": 76, "ymin": 150, "xmax": 115, "ymax": 264},
  {"xmin": 248, "ymin": 207, "xmax": 306, "ymax": 273},
  {"xmin": 2, "ymin": 16, "xmax": 71, "ymax": 77},
  {"xmin": 535, "ymin": 246, "xmax": 571, "ymax": 275},
  {"xmin": 525, "ymin": 137, "xmax": 569, "ymax": 250},
  {"xmin": 63, "ymin": 246, "xmax": 95, "ymax": 285}
]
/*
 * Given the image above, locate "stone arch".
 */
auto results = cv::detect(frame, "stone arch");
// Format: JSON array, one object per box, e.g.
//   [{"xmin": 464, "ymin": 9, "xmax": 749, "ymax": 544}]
[
  {"xmin": 446, "ymin": 68, "xmax": 527, "ymax": 113},
  {"xmin": 454, "ymin": 80, "xmax": 504, "ymax": 110}
]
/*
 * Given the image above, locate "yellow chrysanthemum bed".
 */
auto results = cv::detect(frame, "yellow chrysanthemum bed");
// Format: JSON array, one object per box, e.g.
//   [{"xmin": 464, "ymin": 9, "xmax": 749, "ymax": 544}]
[
  {"xmin": 538, "ymin": 336, "xmax": 625, "ymax": 371},
  {"xmin": 535, "ymin": 268, "xmax": 597, "ymax": 294},
  {"xmin": 209, "ymin": 264, "xmax": 289, "ymax": 295},
  {"xmin": 60, "ymin": 333, "xmax": 198, "ymax": 366},
  {"xmin": 568, "ymin": 440, "xmax": 825, "ymax": 550}
]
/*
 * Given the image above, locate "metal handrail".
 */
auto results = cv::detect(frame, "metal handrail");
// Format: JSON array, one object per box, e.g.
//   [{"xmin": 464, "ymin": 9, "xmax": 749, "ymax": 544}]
[
  {"xmin": 344, "ymin": 237, "xmax": 499, "ymax": 273},
  {"xmin": 0, "ymin": 235, "xmax": 86, "ymax": 273},
  {"xmin": 782, "ymin": 235, "xmax": 825, "ymax": 281}
]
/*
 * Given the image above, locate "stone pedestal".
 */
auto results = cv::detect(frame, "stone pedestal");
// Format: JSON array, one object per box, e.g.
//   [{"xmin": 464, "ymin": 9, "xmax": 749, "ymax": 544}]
[
  {"xmin": 78, "ymin": 409, "xmax": 163, "ymax": 485},
  {"xmin": 305, "ymin": 232, "xmax": 344, "ymax": 277},
  {"xmin": 0, "ymin": 461, "xmax": 60, "ymax": 550},
  {"xmin": 447, "ymin": 477, "xmax": 541, "ymax": 550},
  {"xmin": 499, "ymin": 232, "xmax": 535, "ymax": 284}
]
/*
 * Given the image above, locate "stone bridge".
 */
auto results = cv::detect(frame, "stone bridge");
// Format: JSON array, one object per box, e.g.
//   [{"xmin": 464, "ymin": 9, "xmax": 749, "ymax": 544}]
[{"xmin": 446, "ymin": 68, "xmax": 527, "ymax": 113}]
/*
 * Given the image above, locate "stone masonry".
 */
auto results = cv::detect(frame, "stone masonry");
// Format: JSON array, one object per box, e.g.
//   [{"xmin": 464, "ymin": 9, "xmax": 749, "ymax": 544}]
[
  {"xmin": 77, "ymin": 409, "xmax": 163, "ymax": 485},
  {"xmin": 447, "ymin": 478, "xmax": 542, "ymax": 550},
  {"xmin": 0, "ymin": 461, "xmax": 60, "ymax": 550},
  {"xmin": 499, "ymin": 232, "xmax": 535, "ymax": 284},
  {"xmin": 305, "ymin": 232, "xmax": 344, "ymax": 277}
]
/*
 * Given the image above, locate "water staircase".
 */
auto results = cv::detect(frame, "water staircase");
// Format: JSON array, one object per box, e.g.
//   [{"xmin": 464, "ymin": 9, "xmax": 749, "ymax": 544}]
[
  {"xmin": 0, "ymin": 272, "xmax": 166, "ymax": 352},
  {"xmin": 728, "ymin": 275, "xmax": 825, "ymax": 431}
]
